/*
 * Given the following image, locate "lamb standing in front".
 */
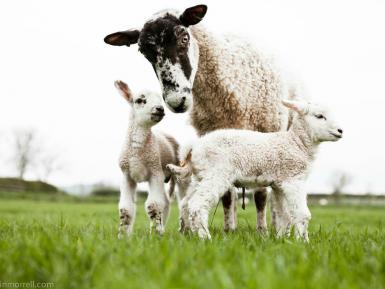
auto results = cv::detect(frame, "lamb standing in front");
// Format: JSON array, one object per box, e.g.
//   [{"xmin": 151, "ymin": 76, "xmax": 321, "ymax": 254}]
[
  {"xmin": 175, "ymin": 99, "xmax": 343, "ymax": 240},
  {"xmin": 114, "ymin": 80, "xmax": 179, "ymax": 237}
]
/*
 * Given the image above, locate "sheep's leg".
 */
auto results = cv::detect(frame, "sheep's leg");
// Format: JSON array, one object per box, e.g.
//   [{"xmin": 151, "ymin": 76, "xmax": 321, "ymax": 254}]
[
  {"xmin": 146, "ymin": 175, "xmax": 169, "ymax": 234},
  {"xmin": 222, "ymin": 187, "xmax": 237, "ymax": 232},
  {"xmin": 188, "ymin": 177, "xmax": 231, "ymax": 240},
  {"xmin": 280, "ymin": 181, "xmax": 311, "ymax": 242},
  {"xmin": 253, "ymin": 187, "xmax": 268, "ymax": 233},
  {"xmin": 118, "ymin": 173, "xmax": 137, "ymax": 238}
]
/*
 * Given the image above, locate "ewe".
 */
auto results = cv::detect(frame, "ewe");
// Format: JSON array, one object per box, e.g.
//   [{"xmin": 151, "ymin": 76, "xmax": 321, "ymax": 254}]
[
  {"xmin": 114, "ymin": 80, "xmax": 179, "ymax": 237},
  {"xmin": 169, "ymin": 99, "xmax": 343, "ymax": 241},
  {"xmin": 104, "ymin": 5, "xmax": 301, "ymax": 232}
]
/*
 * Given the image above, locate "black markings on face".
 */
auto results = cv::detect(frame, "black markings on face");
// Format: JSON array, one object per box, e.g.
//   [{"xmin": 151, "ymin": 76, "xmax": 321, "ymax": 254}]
[
  {"xmin": 138, "ymin": 14, "xmax": 193, "ymax": 81},
  {"xmin": 135, "ymin": 95, "xmax": 147, "ymax": 105}
]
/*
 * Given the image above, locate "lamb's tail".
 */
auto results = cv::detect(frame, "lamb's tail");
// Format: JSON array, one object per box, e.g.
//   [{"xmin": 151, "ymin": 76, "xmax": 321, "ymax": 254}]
[{"xmin": 166, "ymin": 145, "xmax": 193, "ymax": 183}]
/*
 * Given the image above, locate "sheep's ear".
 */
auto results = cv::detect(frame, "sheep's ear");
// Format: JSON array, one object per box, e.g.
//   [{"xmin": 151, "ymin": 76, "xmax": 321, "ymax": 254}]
[
  {"xmin": 282, "ymin": 99, "xmax": 308, "ymax": 115},
  {"xmin": 104, "ymin": 30, "xmax": 140, "ymax": 46},
  {"xmin": 179, "ymin": 5, "xmax": 207, "ymax": 27},
  {"xmin": 114, "ymin": 80, "xmax": 133, "ymax": 103}
]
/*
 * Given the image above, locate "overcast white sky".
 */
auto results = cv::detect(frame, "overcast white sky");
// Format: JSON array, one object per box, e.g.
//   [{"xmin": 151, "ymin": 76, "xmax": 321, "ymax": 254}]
[{"xmin": 0, "ymin": 0, "xmax": 384, "ymax": 194}]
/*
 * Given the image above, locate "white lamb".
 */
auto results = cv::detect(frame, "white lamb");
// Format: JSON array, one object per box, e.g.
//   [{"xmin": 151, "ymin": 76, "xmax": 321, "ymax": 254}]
[
  {"xmin": 170, "ymin": 99, "xmax": 343, "ymax": 240},
  {"xmin": 114, "ymin": 80, "xmax": 180, "ymax": 237}
]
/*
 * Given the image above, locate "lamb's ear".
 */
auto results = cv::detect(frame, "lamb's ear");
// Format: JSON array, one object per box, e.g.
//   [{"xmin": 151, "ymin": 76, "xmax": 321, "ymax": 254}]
[
  {"xmin": 179, "ymin": 5, "xmax": 207, "ymax": 27},
  {"xmin": 114, "ymin": 80, "xmax": 133, "ymax": 103},
  {"xmin": 282, "ymin": 99, "xmax": 308, "ymax": 115},
  {"xmin": 104, "ymin": 30, "xmax": 140, "ymax": 46}
]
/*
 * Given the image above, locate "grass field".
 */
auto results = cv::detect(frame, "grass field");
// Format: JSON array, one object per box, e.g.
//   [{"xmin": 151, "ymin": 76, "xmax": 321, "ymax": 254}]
[{"xmin": 0, "ymin": 199, "xmax": 384, "ymax": 289}]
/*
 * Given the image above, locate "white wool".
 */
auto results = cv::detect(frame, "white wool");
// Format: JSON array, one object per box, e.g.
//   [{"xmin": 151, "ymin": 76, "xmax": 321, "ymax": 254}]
[
  {"xmin": 114, "ymin": 81, "xmax": 182, "ymax": 237},
  {"xmin": 181, "ymin": 100, "xmax": 343, "ymax": 240}
]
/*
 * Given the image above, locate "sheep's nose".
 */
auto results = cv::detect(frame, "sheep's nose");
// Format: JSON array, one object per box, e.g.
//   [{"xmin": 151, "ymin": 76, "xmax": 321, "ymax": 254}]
[
  {"xmin": 338, "ymin": 129, "xmax": 343, "ymax": 134},
  {"xmin": 155, "ymin": 106, "xmax": 164, "ymax": 113}
]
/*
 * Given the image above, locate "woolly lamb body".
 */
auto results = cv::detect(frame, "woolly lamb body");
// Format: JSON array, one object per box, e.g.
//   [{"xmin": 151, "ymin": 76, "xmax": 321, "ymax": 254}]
[
  {"xmin": 114, "ymin": 81, "xmax": 179, "ymax": 237},
  {"xmin": 181, "ymin": 100, "xmax": 343, "ymax": 240}
]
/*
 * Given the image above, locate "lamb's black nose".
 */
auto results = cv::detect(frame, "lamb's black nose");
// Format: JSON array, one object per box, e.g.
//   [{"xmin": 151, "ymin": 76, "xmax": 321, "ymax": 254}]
[
  {"xmin": 155, "ymin": 106, "xmax": 164, "ymax": 113},
  {"xmin": 338, "ymin": 129, "xmax": 343, "ymax": 134}
]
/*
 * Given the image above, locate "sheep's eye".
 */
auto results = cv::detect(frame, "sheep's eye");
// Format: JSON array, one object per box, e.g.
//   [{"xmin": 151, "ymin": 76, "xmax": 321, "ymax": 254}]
[{"xmin": 315, "ymin": 114, "xmax": 326, "ymax": 120}]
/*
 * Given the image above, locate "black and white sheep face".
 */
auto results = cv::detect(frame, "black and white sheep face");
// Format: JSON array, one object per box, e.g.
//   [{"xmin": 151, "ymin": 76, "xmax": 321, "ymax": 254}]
[
  {"xmin": 104, "ymin": 5, "xmax": 207, "ymax": 113},
  {"xmin": 138, "ymin": 15, "xmax": 200, "ymax": 113},
  {"xmin": 114, "ymin": 80, "xmax": 165, "ymax": 126},
  {"xmin": 282, "ymin": 100, "xmax": 343, "ymax": 142}
]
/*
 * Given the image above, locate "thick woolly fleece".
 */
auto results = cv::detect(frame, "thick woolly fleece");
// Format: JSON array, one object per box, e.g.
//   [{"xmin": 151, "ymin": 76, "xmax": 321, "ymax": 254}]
[
  {"xmin": 190, "ymin": 25, "xmax": 293, "ymax": 136},
  {"xmin": 185, "ymin": 113, "xmax": 317, "ymax": 240},
  {"xmin": 118, "ymin": 120, "xmax": 179, "ymax": 237}
]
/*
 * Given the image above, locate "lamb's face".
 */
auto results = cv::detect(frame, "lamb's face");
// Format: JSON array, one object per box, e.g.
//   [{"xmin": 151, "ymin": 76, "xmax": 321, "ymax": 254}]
[
  {"xmin": 104, "ymin": 5, "xmax": 207, "ymax": 114},
  {"xmin": 114, "ymin": 81, "xmax": 165, "ymax": 126},
  {"xmin": 282, "ymin": 99, "xmax": 343, "ymax": 143},
  {"xmin": 304, "ymin": 103, "xmax": 343, "ymax": 142},
  {"xmin": 132, "ymin": 91, "xmax": 165, "ymax": 126}
]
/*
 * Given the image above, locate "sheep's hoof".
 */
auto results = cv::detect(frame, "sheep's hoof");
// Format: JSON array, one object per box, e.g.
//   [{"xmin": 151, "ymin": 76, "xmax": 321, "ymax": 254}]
[
  {"xmin": 224, "ymin": 224, "xmax": 237, "ymax": 232},
  {"xmin": 257, "ymin": 225, "xmax": 268, "ymax": 235}
]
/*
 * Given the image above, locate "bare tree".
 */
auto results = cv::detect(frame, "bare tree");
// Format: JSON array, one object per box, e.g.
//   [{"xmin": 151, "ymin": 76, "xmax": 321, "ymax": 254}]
[
  {"xmin": 38, "ymin": 152, "xmax": 63, "ymax": 181},
  {"xmin": 11, "ymin": 129, "xmax": 40, "ymax": 179},
  {"xmin": 331, "ymin": 172, "xmax": 351, "ymax": 204},
  {"xmin": 9, "ymin": 129, "xmax": 64, "ymax": 182}
]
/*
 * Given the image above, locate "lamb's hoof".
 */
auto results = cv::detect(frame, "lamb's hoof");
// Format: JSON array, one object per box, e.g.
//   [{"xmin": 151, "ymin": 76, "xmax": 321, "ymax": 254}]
[
  {"xmin": 197, "ymin": 229, "xmax": 211, "ymax": 240},
  {"xmin": 146, "ymin": 203, "xmax": 165, "ymax": 235},
  {"xmin": 118, "ymin": 209, "xmax": 133, "ymax": 238}
]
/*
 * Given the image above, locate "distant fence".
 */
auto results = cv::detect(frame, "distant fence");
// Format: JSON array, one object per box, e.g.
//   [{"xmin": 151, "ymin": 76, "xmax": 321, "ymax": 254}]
[{"xmin": 308, "ymin": 194, "xmax": 385, "ymax": 206}]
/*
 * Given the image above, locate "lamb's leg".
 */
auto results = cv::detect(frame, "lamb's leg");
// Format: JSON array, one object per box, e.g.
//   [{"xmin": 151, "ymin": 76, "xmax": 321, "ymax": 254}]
[
  {"xmin": 118, "ymin": 173, "xmax": 137, "ymax": 238},
  {"xmin": 176, "ymin": 179, "xmax": 193, "ymax": 233},
  {"xmin": 222, "ymin": 187, "xmax": 237, "ymax": 232},
  {"xmin": 188, "ymin": 177, "xmax": 231, "ymax": 240},
  {"xmin": 280, "ymin": 181, "xmax": 311, "ymax": 242},
  {"xmin": 253, "ymin": 187, "xmax": 268, "ymax": 233},
  {"xmin": 270, "ymin": 188, "xmax": 291, "ymax": 238},
  {"xmin": 146, "ymin": 175, "xmax": 169, "ymax": 234}
]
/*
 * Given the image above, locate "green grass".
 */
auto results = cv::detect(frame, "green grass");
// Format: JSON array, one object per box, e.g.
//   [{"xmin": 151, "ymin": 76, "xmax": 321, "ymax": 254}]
[{"xmin": 0, "ymin": 199, "xmax": 384, "ymax": 289}]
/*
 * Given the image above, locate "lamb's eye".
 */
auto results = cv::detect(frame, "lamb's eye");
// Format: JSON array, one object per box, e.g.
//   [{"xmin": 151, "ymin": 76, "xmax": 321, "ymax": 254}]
[
  {"xmin": 315, "ymin": 114, "xmax": 326, "ymax": 120},
  {"xmin": 135, "ymin": 98, "xmax": 146, "ymax": 105}
]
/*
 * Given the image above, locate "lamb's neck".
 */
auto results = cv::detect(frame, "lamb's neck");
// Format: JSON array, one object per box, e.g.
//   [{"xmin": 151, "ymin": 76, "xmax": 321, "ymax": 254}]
[
  {"xmin": 289, "ymin": 117, "xmax": 319, "ymax": 161},
  {"xmin": 127, "ymin": 123, "xmax": 152, "ymax": 150}
]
